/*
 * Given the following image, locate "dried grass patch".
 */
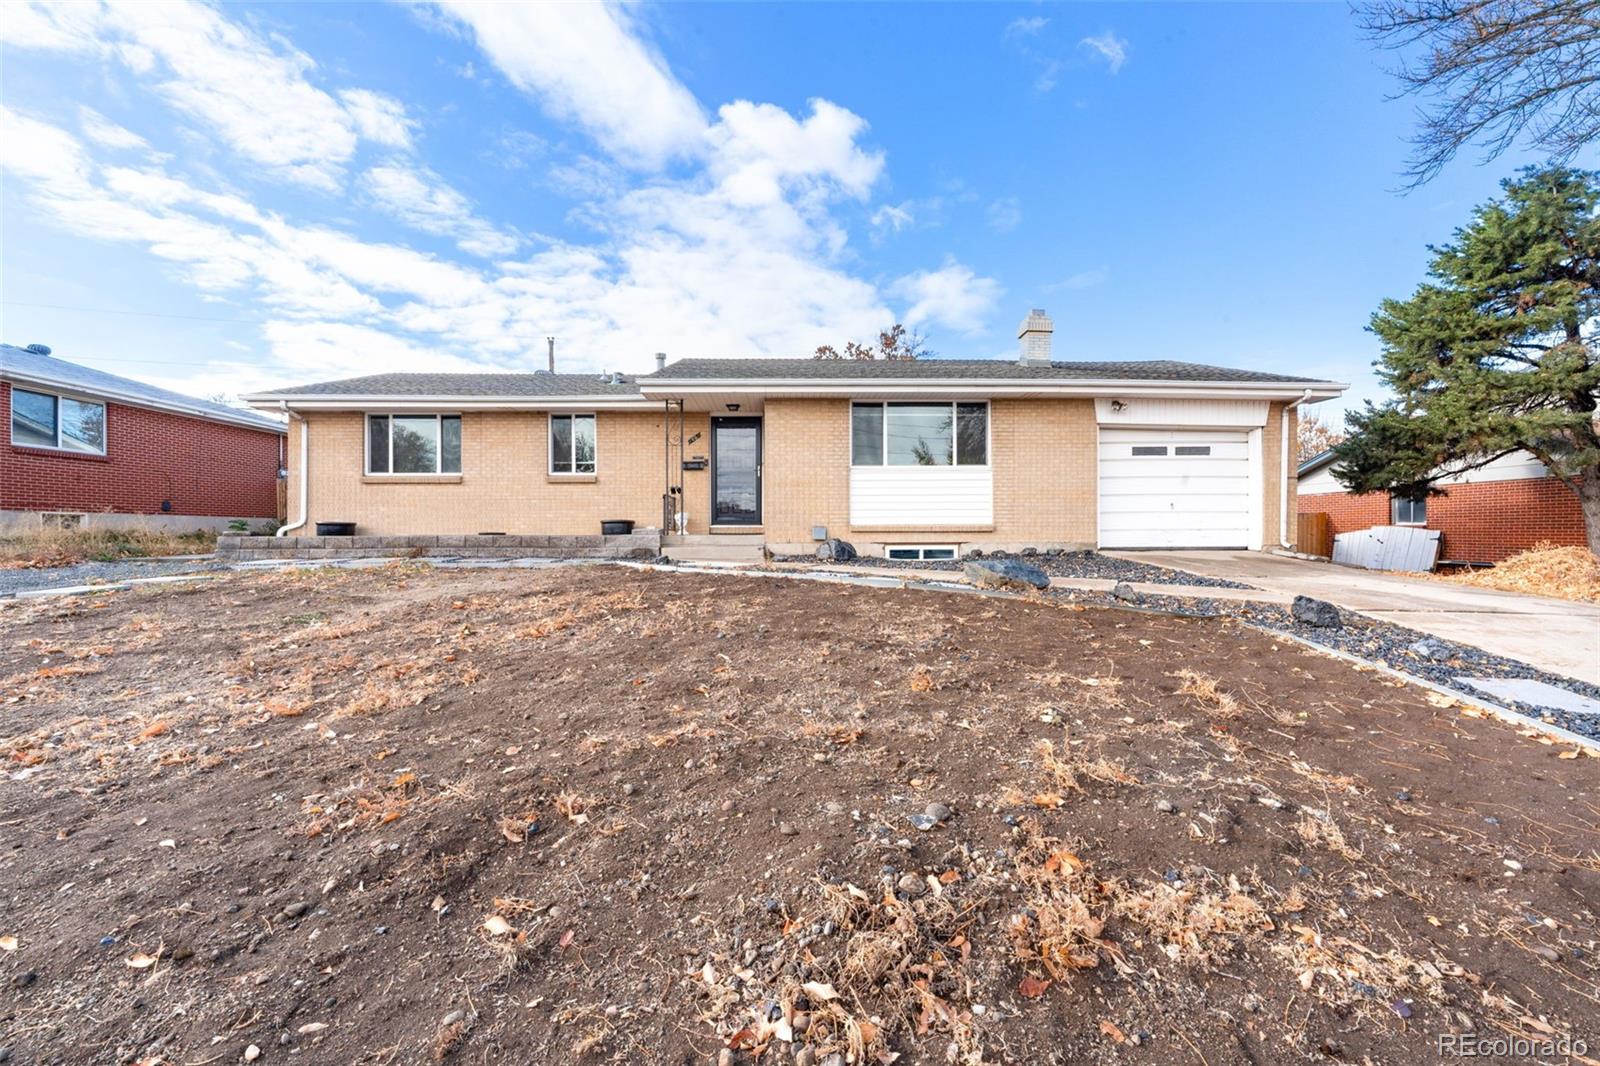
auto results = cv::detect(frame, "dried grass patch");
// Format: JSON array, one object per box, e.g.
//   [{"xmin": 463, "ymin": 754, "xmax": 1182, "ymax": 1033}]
[{"xmin": 1440, "ymin": 543, "xmax": 1600, "ymax": 603}]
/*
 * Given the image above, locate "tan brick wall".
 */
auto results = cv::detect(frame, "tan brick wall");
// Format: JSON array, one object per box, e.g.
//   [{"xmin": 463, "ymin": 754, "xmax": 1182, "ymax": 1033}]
[
  {"xmin": 285, "ymin": 400, "xmax": 1296, "ymax": 550},
  {"xmin": 287, "ymin": 410, "xmax": 709, "ymax": 536},
  {"xmin": 760, "ymin": 397, "xmax": 1099, "ymax": 553}
]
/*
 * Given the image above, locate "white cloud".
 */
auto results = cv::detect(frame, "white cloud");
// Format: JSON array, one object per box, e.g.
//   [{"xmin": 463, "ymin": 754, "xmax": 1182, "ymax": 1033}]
[
  {"xmin": 338, "ymin": 89, "xmax": 415, "ymax": 150},
  {"xmin": 3, "ymin": 2, "xmax": 1006, "ymax": 388},
  {"xmin": 1047, "ymin": 267, "xmax": 1109, "ymax": 291},
  {"xmin": 362, "ymin": 163, "xmax": 521, "ymax": 257},
  {"xmin": 1035, "ymin": 59, "xmax": 1061, "ymax": 94},
  {"xmin": 871, "ymin": 202, "xmax": 915, "ymax": 233},
  {"xmin": 1080, "ymin": 32, "xmax": 1128, "ymax": 74},
  {"xmin": 77, "ymin": 106, "xmax": 149, "ymax": 150},
  {"xmin": 987, "ymin": 197, "xmax": 1021, "ymax": 233},
  {"xmin": 1005, "ymin": 16, "xmax": 1048, "ymax": 38},
  {"xmin": 429, "ymin": 0, "xmax": 707, "ymax": 168},
  {"xmin": 895, "ymin": 260, "xmax": 1002, "ymax": 333},
  {"xmin": 6, "ymin": 0, "xmax": 417, "ymax": 190}
]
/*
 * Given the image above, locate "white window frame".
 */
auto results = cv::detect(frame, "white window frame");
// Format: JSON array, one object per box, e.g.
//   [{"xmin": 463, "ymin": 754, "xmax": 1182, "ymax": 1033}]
[
  {"xmin": 849, "ymin": 400, "xmax": 990, "ymax": 468},
  {"xmin": 9, "ymin": 386, "xmax": 107, "ymax": 455},
  {"xmin": 885, "ymin": 544, "xmax": 959, "ymax": 561},
  {"xmin": 1390, "ymin": 493, "xmax": 1427, "ymax": 526},
  {"xmin": 547, "ymin": 412, "xmax": 598, "ymax": 476},
  {"xmin": 364, "ymin": 413, "xmax": 461, "ymax": 475}
]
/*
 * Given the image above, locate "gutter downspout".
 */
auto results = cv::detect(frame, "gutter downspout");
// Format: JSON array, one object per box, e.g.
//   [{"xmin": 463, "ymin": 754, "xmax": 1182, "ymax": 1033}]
[
  {"xmin": 1280, "ymin": 389, "xmax": 1313, "ymax": 549},
  {"xmin": 277, "ymin": 403, "xmax": 309, "ymax": 537}
]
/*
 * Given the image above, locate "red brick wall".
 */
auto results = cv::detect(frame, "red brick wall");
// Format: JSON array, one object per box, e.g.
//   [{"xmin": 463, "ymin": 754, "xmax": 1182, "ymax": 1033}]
[
  {"xmin": 1299, "ymin": 476, "xmax": 1587, "ymax": 563},
  {"xmin": 1, "ymin": 381, "xmax": 284, "ymax": 518}
]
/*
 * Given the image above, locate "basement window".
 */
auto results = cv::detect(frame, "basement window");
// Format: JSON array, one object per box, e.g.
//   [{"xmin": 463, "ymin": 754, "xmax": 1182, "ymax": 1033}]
[
  {"xmin": 1131, "ymin": 445, "xmax": 1167, "ymax": 456},
  {"xmin": 366, "ymin": 414, "xmax": 461, "ymax": 474},
  {"xmin": 1175, "ymin": 445, "xmax": 1211, "ymax": 456},
  {"xmin": 886, "ymin": 545, "xmax": 958, "ymax": 561},
  {"xmin": 11, "ymin": 387, "xmax": 105, "ymax": 454}
]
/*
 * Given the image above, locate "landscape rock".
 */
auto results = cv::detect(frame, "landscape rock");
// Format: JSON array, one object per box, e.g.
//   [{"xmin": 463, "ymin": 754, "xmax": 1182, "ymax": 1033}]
[
  {"xmin": 1408, "ymin": 640, "xmax": 1449, "ymax": 661},
  {"xmin": 964, "ymin": 559, "xmax": 1049, "ymax": 591},
  {"xmin": 896, "ymin": 873, "xmax": 927, "ymax": 898},
  {"xmin": 924, "ymin": 802, "xmax": 952, "ymax": 823},
  {"xmin": 1154, "ymin": 799, "xmax": 1176, "ymax": 813},
  {"xmin": 814, "ymin": 538, "xmax": 856, "ymax": 562},
  {"xmin": 1291, "ymin": 595, "xmax": 1342, "ymax": 628},
  {"xmin": 1111, "ymin": 581, "xmax": 1138, "ymax": 602}
]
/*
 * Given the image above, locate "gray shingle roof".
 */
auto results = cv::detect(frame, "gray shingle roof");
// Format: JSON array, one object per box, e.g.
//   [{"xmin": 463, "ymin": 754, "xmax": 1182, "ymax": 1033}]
[
  {"xmin": 642, "ymin": 358, "xmax": 1330, "ymax": 384},
  {"xmin": 2, "ymin": 344, "xmax": 286, "ymax": 432},
  {"xmin": 249, "ymin": 371, "xmax": 642, "ymax": 398}
]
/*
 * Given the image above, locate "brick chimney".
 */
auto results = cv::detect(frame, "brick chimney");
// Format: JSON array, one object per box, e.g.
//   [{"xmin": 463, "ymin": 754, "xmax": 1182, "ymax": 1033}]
[{"xmin": 1017, "ymin": 309, "xmax": 1053, "ymax": 366}]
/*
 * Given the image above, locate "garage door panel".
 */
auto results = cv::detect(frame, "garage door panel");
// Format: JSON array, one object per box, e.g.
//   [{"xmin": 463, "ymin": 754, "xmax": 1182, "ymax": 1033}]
[
  {"xmin": 1097, "ymin": 428, "xmax": 1253, "ymax": 550},
  {"xmin": 1100, "ymin": 494, "xmax": 1252, "ymax": 515},
  {"xmin": 1100, "ymin": 511, "xmax": 1255, "ymax": 531}
]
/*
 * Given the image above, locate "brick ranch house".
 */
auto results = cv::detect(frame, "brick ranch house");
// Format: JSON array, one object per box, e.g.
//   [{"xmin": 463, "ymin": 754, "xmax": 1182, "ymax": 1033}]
[
  {"xmin": 1297, "ymin": 447, "xmax": 1588, "ymax": 565},
  {"xmin": 239, "ymin": 311, "xmax": 1346, "ymax": 560},
  {"xmin": 2, "ymin": 343, "xmax": 287, "ymax": 533}
]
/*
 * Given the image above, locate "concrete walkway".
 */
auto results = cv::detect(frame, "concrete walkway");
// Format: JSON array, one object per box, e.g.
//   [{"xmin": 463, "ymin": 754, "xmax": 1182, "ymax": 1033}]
[{"xmin": 1108, "ymin": 550, "xmax": 1600, "ymax": 685}]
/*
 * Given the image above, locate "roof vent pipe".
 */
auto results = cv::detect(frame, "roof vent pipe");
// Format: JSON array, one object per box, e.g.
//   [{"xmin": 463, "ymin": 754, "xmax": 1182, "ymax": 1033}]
[
  {"xmin": 546, "ymin": 336, "xmax": 555, "ymax": 373},
  {"xmin": 655, "ymin": 352, "xmax": 666, "ymax": 372},
  {"xmin": 1017, "ymin": 309, "xmax": 1052, "ymax": 366}
]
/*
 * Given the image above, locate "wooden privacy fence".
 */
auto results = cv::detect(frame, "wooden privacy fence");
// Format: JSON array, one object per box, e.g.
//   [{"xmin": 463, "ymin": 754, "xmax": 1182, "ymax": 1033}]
[{"xmin": 1298, "ymin": 512, "xmax": 1333, "ymax": 558}]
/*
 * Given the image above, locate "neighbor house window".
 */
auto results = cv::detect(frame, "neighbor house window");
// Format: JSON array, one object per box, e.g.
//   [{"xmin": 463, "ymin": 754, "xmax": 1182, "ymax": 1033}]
[
  {"xmin": 850, "ymin": 402, "xmax": 988, "ymax": 466},
  {"xmin": 10, "ymin": 387, "xmax": 105, "ymax": 453},
  {"xmin": 366, "ymin": 414, "xmax": 461, "ymax": 474},
  {"xmin": 549, "ymin": 413, "xmax": 597, "ymax": 474},
  {"xmin": 1391, "ymin": 493, "xmax": 1427, "ymax": 525}
]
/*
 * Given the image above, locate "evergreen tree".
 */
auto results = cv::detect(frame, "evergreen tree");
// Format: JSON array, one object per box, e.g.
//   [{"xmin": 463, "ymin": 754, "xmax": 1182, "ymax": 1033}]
[{"xmin": 1335, "ymin": 166, "xmax": 1600, "ymax": 552}]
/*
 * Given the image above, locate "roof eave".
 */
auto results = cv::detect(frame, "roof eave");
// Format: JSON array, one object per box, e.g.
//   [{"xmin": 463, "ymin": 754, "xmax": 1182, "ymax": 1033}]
[
  {"xmin": 244, "ymin": 393, "xmax": 654, "ymax": 411},
  {"xmin": 4, "ymin": 367, "xmax": 287, "ymax": 433},
  {"xmin": 637, "ymin": 378, "xmax": 1348, "ymax": 400}
]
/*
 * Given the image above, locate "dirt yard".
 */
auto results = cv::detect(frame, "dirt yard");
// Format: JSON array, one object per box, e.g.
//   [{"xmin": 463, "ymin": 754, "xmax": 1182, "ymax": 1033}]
[{"xmin": 2, "ymin": 564, "xmax": 1596, "ymax": 1066}]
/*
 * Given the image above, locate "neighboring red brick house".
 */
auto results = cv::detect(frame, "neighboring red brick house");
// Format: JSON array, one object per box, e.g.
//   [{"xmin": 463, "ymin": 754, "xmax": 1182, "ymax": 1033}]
[
  {"xmin": 1297, "ymin": 448, "xmax": 1586, "ymax": 564},
  {"xmin": 2, "ymin": 343, "xmax": 286, "ymax": 533}
]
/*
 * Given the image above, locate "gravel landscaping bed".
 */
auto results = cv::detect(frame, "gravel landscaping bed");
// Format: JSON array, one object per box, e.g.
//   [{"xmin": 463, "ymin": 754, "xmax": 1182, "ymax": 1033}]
[
  {"xmin": 776, "ymin": 549, "xmax": 1255, "ymax": 589},
  {"xmin": 0, "ymin": 557, "xmax": 226, "ymax": 597},
  {"xmin": 1047, "ymin": 585, "xmax": 1600, "ymax": 740}
]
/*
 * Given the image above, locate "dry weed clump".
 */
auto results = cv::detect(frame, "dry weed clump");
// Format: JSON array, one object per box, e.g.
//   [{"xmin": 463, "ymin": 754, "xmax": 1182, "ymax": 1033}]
[
  {"xmin": 1172, "ymin": 669, "xmax": 1243, "ymax": 720},
  {"xmin": 1296, "ymin": 808, "xmax": 1363, "ymax": 861},
  {"xmin": 0, "ymin": 525, "xmax": 217, "ymax": 569}
]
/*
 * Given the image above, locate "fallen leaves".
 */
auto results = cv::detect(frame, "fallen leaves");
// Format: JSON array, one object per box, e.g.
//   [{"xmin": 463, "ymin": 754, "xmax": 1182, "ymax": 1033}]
[
  {"xmin": 126, "ymin": 952, "xmax": 159, "ymax": 969},
  {"xmin": 0, "ymin": 934, "xmax": 17, "ymax": 952},
  {"xmin": 1018, "ymin": 975, "xmax": 1051, "ymax": 998}
]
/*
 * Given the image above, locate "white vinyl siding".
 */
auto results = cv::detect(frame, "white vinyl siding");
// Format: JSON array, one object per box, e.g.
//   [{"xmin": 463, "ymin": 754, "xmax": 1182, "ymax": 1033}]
[
  {"xmin": 1098, "ymin": 428, "xmax": 1252, "ymax": 549},
  {"xmin": 850, "ymin": 466, "xmax": 994, "ymax": 527}
]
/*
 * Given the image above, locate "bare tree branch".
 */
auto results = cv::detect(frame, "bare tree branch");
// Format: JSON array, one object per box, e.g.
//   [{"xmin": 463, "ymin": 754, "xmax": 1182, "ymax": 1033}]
[{"xmin": 1357, "ymin": 0, "xmax": 1600, "ymax": 185}]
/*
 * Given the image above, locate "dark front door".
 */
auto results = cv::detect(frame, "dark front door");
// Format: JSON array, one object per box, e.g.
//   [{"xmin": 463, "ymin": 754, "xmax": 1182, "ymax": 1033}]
[{"xmin": 711, "ymin": 418, "xmax": 762, "ymax": 526}]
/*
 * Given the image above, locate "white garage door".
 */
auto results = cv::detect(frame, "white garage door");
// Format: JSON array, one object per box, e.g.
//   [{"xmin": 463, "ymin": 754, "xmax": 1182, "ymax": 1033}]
[{"xmin": 1098, "ymin": 429, "xmax": 1252, "ymax": 549}]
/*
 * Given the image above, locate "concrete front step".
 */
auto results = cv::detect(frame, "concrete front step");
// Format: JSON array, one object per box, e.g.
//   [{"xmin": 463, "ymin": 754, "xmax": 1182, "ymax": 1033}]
[{"xmin": 662, "ymin": 541, "xmax": 766, "ymax": 563}]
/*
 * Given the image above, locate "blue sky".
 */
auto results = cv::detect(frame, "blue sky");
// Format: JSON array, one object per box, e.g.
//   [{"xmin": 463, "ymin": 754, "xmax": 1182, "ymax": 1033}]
[{"xmin": 0, "ymin": 2, "xmax": 1575, "ymax": 422}]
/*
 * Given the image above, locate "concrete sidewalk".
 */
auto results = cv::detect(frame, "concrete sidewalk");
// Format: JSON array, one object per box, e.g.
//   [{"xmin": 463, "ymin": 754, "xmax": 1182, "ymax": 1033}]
[{"xmin": 1108, "ymin": 550, "xmax": 1600, "ymax": 685}]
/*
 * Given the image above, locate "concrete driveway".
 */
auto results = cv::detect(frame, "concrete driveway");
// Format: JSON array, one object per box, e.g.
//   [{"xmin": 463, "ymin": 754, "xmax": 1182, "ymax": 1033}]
[{"xmin": 1109, "ymin": 550, "xmax": 1600, "ymax": 685}]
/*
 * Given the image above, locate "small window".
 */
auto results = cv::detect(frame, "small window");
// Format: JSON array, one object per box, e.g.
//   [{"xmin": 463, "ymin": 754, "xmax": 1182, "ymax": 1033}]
[
  {"xmin": 1131, "ymin": 445, "xmax": 1167, "ymax": 456},
  {"xmin": 1391, "ymin": 493, "xmax": 1427, "ymax": 525},
  {"xmin": 11, "ymin": 387, "xmax": 105, "ymax": 453},
  {"xmin": 365, "ymin": 414, "xmax": 461, "ymax": 474},
  {"xmin": 1175, "ymin": 445, "xmax": 1211, "ymax": 456},
  {"xmin": 550, "ymin": 413, "xmax": 597, "ymax": 474},
  {"xmin": 886, "ymin": 545, "xmax": 958, "ymax": 561}
]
